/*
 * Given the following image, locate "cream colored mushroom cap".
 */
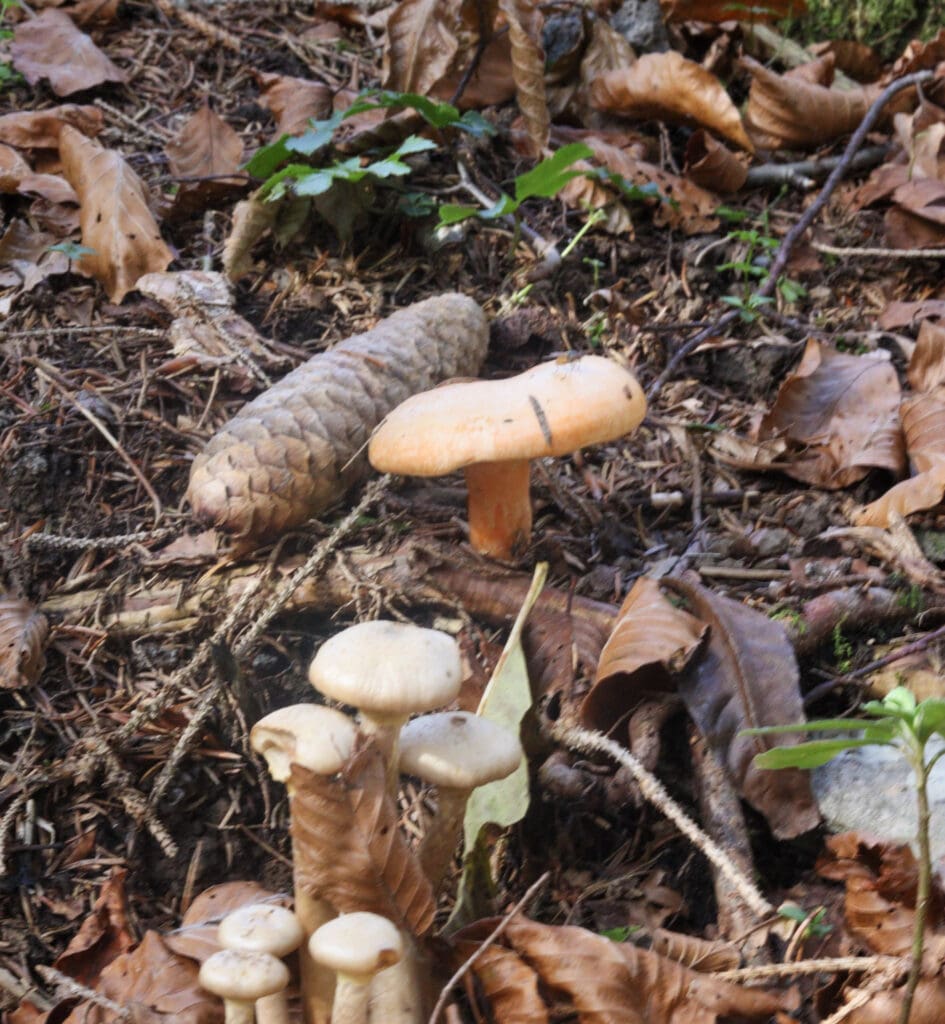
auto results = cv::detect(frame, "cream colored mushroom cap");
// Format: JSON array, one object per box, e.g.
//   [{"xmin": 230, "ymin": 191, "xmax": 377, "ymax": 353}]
[
  {"xmin": 308, "ymin": 620, "xmax": 462, "ymax": 717},
  {"xmin": 308, "ymin": 912, "xmax": 403, "ymax": 980},
  {"xmin": 199, "ymin": 949, "xmax": 289, "ymax": 1001},
  {"xmin": 368, "ymin": 355, "xmax": 646, "ymax": 475},
  {"xmin": 250, "ymin": 704, "xmax": 357, "ymax": 781},
  {"xmin": 218, "ymin": 904, "xmax": 304, "ymax": 958},
  {"xmin": 398, "ymin": 711, "xmax": 523, "ymax": 789}
]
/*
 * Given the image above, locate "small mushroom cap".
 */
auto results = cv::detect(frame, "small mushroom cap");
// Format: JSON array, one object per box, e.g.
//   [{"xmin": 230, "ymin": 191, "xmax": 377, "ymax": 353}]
[
  {"xmin": 308, "ymin": 621, "xmax": 462, "ymax": 719},
  {"xmin": 398, "ymin": 711, "xmax": 523, "ymax": 789},
  {"xmin": 308, "ymin": 913, "xmax": 403, "ymax": 980},
  {"xmin": 368, "ymin": 355, "xmax": 646, "ymax": 476},
  {"xmin": 218, "ymin": 904, "xmax": 304, "ymax": 958},
  {"xmin": 250, "ymin": 704, "xmax": 356, "ymax": 781},
  {"xmin": 199, "ymin": 949, "xmax": 289, "ymax": 1001}
]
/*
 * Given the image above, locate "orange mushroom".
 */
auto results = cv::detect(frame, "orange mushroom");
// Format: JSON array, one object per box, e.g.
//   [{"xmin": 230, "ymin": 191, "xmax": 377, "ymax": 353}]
[{"xmin": 368, "ymin": 355, "xmax": 647, "ymax": 559}]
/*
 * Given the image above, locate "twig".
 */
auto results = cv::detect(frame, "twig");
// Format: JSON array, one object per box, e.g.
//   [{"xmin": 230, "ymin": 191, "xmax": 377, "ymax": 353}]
[
  {"xmin": 25, "ymin": 527, "xmax": 176, "ymax": 553},
  {"xmin": 147, "ymin": 477, "xmax": 390, "ymax": 807},
  {"xmin": 35, "ymin": 966, "xmax": 132, "ymax": 1021},
  {"xmin": 744, "ymin": 144, "xmax": 890, "ymax": 189},
  {"xmin": 813, "ymin": 241, "xmax": 945, "ymax": 259},
  {"xmin": 646, "ymin": 69, "xmax": 935, "ymax": 400},
  {"xmin": 550, "ymin": 722, "xmax": 773, "ymax": 919},
  {"xmin": 715, "ymin": 954, "xmax": 906, "ymax": 982},
  {"xmin": 0, "ymin": 965, "xmax": 51, "ymax": 1011},
  {"xmin": 427, "ymin": 871, "xmax": 550, "ymax": 1024}
]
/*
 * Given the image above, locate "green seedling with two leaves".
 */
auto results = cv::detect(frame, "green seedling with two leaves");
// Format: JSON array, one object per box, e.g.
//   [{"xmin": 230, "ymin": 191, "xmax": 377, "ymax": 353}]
[{"xmin": 745, "ymin": 686, "xmax": 945, "ymax": 1024}]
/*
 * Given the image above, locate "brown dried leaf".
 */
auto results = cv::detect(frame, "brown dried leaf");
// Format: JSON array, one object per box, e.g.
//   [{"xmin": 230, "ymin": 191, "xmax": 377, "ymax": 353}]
[
  {"xmin": 11, "ymin": 10, "xmax": 127, "ymax": 96},
  {"xmin": 0, "ymin": 595, "xmax": 48, "ymax": 689},
  {"xmin": 221, "ymin": 192, "xmax": 279, "ymax": 280},
  {"xmin": 187, "ymin": 293, "xmax": 488, "ymax": 542},
  {"xmin": 855, "ymin": 393, "xmax": 945, "ymax": 527},
  {"xmin": 503, "ymin": 917, "xmax": 789, "ymax": 1022},
  {"xmin": 453, "ymin": 933, "xmax": 549, "ymax": 1024},
  {"xmin": 878, "ymin": 299, "xmax": 945, "ymax": 330},
  {"xmin": 431, "ymin": 33, "xmax": 516, "ymax": 108},
  {"xmin": 650, "ymin": 928, "xmax": 740, "ymax": 972},
  {"xmin": 741, "ymin": 55, "xmax": 877, "ymax": 150},
  {"xmin": 0, "ymin": 219, "xmax": 69, "ymax": 291},
  {"xmin": 64, "ymin": 0, "xmax": 120, "ymax": 27},
  {"xmin": 662, "ymin": 0, "xmax": 805, "ymax": 21},
  {"xmin": 383, "ymin": 0, "xmax": 460, "ymax": 95},
  {"xmin": 845, "ymin": 978, "xmax": 945, "ymax": 1024},
  {"xmin": 684, "ymin": 130, "xmax": 748, "ymax": 193},
  {"xmin": 290, "ymin": 743, "xmax": 436, "ymax": 936},
  {"xmin": 256, "ymin": 72, "xmax": 333, "ymax": 136},
  {"xmin": 164, "ymin": 882, "xmax": 283, "ymax": 963},
  {"xmin": 17, "ymin": 173, "xmax": 78, "ymax": 205},
  {"xmin": 59, "ymin": 125, "xmax": 173, "ymax": 302},
  {"xmin": 591, "ymin": 52, "xmax": 754, "ymax": 154},
  {"xmin": 758, "ymin": 338, "xmax": 905, "ymax": 488},
  {"xmin": 53, "ymin": 869, "xmax": 134, "ymax": 987},
  {"xmin": 885, "ymin": 179, "xmax": 945, "ymax": 248},
  {"xmin": 582, "ymin": 577, "xmax": 706, "ymax": 733},
  {"xmin": 497, "ymin": 0, "xmax": 548, "ymax": 156},
  {"xmin": 909, "ymin": 320, "xmax": 945, "ymax": 393},
  {"xmin": 165, "ymin": 106, "xmax": 243, "ymax": 182},
  {"xmin": 662, "ymin": 577, "xmax": 820, "ymax": 839},
  {"xmin": 62, "ymin": 931, "xmax": 222, "ymax": 1024},
  {"xmin": 0, "ymin": 105, "xmax": 102, "ymax": 148},
  {"xmin": 0, "ymin": 143, "xmax": 31, "ymax": 187},
  {"xmin": 810, "ymin": 40, "xmax": 882, "ymax": 82}
]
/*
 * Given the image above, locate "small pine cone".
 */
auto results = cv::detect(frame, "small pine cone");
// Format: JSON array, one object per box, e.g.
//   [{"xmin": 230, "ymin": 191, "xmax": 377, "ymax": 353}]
[{"xmin": 186, "ymin": 293, "xmax": 488, "ymax": 541}]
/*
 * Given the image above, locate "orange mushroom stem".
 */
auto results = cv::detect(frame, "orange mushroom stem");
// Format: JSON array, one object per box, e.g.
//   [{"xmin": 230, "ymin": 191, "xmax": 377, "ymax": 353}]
[{"xmin": 463, "ymin": 460, "xmax": 532, "ymax": 560}]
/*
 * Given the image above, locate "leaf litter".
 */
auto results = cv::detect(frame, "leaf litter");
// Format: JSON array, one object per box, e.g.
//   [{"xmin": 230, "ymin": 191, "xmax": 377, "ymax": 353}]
[{"xmin": 6, "ymin": 1, "xmax": 945, "ymax": 1022}]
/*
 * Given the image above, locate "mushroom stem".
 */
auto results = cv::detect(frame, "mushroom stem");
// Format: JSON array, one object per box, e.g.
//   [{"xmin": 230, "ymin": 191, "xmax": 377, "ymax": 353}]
[
  {"xmin": 292, "ymin": 883, "xmax": 338, "ymax": 1024},
  {"xmin": 331, "ymin": 976, "xmax": 371, "ymax": 1024},
  {"xmin": 463, "ymin": 459, "xmax": 532, "ymax": 560},
  {"xmin": 368, "ymin": 936, "xmax": 426, "ymax": 1024},
  {"xmin": 256, "ymin": 992, "xmax": 291, "ymax": 1024},
  {"xmin": 417, "ymin": 787, "xmax": 470, "ymax": 892},
  {"xmin": 358, "ymin": 714, "xmax": 407, "ymax": 793}
]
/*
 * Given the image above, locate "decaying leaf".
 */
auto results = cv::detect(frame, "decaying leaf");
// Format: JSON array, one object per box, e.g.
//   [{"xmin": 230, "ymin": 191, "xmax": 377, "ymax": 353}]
[
  {"xmin": 500, "ymin": 917, "xmax": 790, "ymax": 1022},
  {"xmin": 758, "ymin": 338, "xmax": 905, "ymax": 489},
  {"xmin": 164, "ymin": 882, "xmax": 284, "ymax": 962},
  {"xmin": 290, "ymin": 742, "xmax": 436, "ymax": 936},
  {"xmin": 582, "ymin": 576, "xmax": 706, "ymax": 733},
  {"xmin": 498, "ymin": 0, "xmax": 548, "ymax": 156},
  {"xmin": 164, "ymin": 106, "xmax": 245, "ymax": 218},
  {"xmin": 383, "ymin": 0, "xmax": 460, "ymax": 95},
  {"xmin": 186, "ymin": 293, "xmax": 488, "ymax": 543},
  {"xmin": 650, "ymin": 927, "xmax": 740, "ymax": 972},
  {"xmin": 454, "ymin": 935, "xmax": 549, "ymax": 1024},
  {"xmin": 662, "ymin": 577, "xmax": 820, "ymax": 839},
  {"xmin": 221, "ymin": 192, "xmax": 280, "ymax": 279},
  {"xmin": 885, "ymin": 179, "xmax": 945, "ymax": 249},
  {"xmin": 741, "ymin": 55, "xmax": 878, "ymax": 150},
  {"xmin": 12, "ymin": 9, "xmax": 127, "ymax": 96},
  {"xmin": 662, "ymin": 0, "xmax": 805, "ymax": 20},
  {"xmin": 591, "ymin": 52, "xmax": 754, "ymax": 154},
  {"xmin": 684, "ymin": 130, "xmax": 748, "ymax": 193},
  {"xmin": 0, "ymin": 105, "xmax": 103, "ymax": 148},
  {"xmin": 855, "ymin": 394, "xmax": 945, "ymax": 527},
  {"xmin": 908, "ymin": 319, "xmax": 945, "ymax": 394},
  {"xmin": 0, "ymin": 595, "xmax": 48, "ymax": 689},
  {"xmin": 255, "ymin": 71, "xmax": 333, "ymax": 136},
  {"xmin": 59, "ymin": 125, "xmax": 174, "ymax": 302}
]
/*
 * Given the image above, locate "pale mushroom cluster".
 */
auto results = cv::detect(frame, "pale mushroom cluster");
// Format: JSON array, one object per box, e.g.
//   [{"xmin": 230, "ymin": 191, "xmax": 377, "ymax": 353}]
[{"xmin": 196, "ymin": 619, "xmax": 523, "ymax": 1024}]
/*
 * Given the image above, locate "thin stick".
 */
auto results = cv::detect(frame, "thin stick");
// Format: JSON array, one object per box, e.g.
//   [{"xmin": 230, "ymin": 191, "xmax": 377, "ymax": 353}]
[
  {"xmin": 427, "ymin": 871, "xmax": 550, "ymax": 1024},
  {"xmin": 715, "ymin": 954, "xmax": 907, "ymax": 982},
  {"xmin": 550, "ymin": 722, "xmax": 773, "ymax": 919},
  {"xmin": 647, "ymin": 69, "xmax": 934, "ymax": 400}
]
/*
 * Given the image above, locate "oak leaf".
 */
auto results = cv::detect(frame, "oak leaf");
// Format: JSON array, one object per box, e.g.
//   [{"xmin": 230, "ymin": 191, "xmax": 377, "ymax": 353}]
[{"xmin": 59, "ymin": 125, "xmax": 173, "ymax": 302}]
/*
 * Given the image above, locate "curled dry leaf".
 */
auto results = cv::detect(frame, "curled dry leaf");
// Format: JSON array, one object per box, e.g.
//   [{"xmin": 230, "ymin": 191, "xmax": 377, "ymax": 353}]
[
  {"xmin": 855, "ymin": 393, "xmax": 945, "ymax": 527},
  {"xmin": 0, "ymin": 104, "xmax": 103, "ymax": 148},
  {"xmin": 221, "ymin": 193, "xmax": 279, "ymax": 280},
  {"xmin": 454, "ymin": 934, "xmax": 549, "ymax": 1024},
  {"xmin": 650, "ymin": 928, "xmax": 740, "ymax": 972},
  {"xmin": 909, "ymin": 319, "xmax": 945, "ymax": 394},
  {"xmin": 255, "ymin": 71, "xmax": 333, "ymax": 136},
  {"xmin": 878, "ymin": 298, "xmax": 945, "ymax": 330},
  {"xmin": 186, "ymin": 293, "xmax": 488, "ymax": 542},
  {"xmin": 885, "ymin": 179, "xmax": 945, "ymax": 249},
  {"xmin": 684, "ymin": 129, "xmax": 748, "ymax": 194},
  {"xmin": 383, "ymin": 0, "xmax": 461, "ymax": 95},
  {"xmin": 289, "ymin": 744, "xmax": 435, "ymax": 936},
  {"xmin": 0, "ymin": 595, "xmax": 48, "ymax": 689},
  {"xmin": 810, "ymin": 39, "xmax": 882, "ymax": 83},
  {"xmin": 741, "ymin": 55, "xmax": 879, "ymax": 150},
  {"xmin": 501, "ymin": 917, "xmax": 790, "ymax": 1022},
  {"xmin": 498, "ymin": 0, "xmax": 548, "ymax": 156},
  {"xmin": 12, "ymin": 9, "xmax": 127, "ymax": 96},
  {"xmin": 53, "ymin": 869, "xmax": 134, "ymax": 987},
  {"xmin": 758, "ymin": 338, "xmax": 905, "ymax": 489},
  {"xmin": 582, "ymin": 576, "xmax": 706, "ymax": 733},
  {"xmin": 591, "ymin": 52, "xmax": 754, "ymax": 154},
  {"xmin": 662, "ymin": 577, "xmax": 820, "ymax": 839},
  {"xmin": 59, "ymin": 125, "xmax": 173, "ymax": 302}
]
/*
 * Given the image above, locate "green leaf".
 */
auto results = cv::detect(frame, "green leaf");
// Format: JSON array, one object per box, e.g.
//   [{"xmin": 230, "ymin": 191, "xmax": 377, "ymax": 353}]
[
  {"xmin": 742, "ymin": 718, "xmax": 875, "ymax": 735},
  {"xmin": 437, "ymin": 203, "xmax": 479, "ymax": 225},
  {"xmin": 753, "ymin": 737, "xmax": 885, "ymax": 770},
  {"xmin": 342, "ymin": 89, "xmax": 496, "ymax": 137},
  {"xmin": 514, "ymin": 143, "xmax": 594, "ymax": 202},
  {"xmin": 445, "ymin": 563, "xmax": 547, "ymax": 934},
  {"xmin": 48, "ymin": 241, "xmax": 96, "ymax": 259},
  {"xmin": 285, "ymin": 111, "xmax": 346, "ymax": 155},
  {"xmin": 914, "ymin": 699, "xmax": 945, "ymax": 742},
  {"xmin": 880, "ymin": 686, "xmax": 917, "ymax": 716},
  {"xmin": 245, "ymin": 135, "xmax": 294, "ymax": 179}
]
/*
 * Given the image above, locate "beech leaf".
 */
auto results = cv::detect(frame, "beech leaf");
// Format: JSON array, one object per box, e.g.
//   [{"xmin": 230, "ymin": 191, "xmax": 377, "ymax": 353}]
[
  {"xmin": 383, "ymin": 0, "xmax": 460, "ymax": 95},
  {"xmin": 59, "ymin": 125, "xmax": 173, "ymax": 302},
  {"xmin": 0, "ymin": 105, "xmax": 103, "ymax": 148},
  {"xmin": 591, "ymin": 52, "xmax": 754, "ymax": 154},
  {"xmin": 0, "ymin": 595, "xmax": 48, "ymax": 689},
  {"xmin": 12, "ymin": 10, "xmax": 127, "ymax": 96},
  {"xmin": 759, "ymin": 338, "xmax": 905, "ymax": 489},
  {"xmin": 497, "ymin": 0, "xmax": 548, "ymax": 155},
  {"xmin": 662, "ymin": 577, "xmax": 820, "ymax": 839}
]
